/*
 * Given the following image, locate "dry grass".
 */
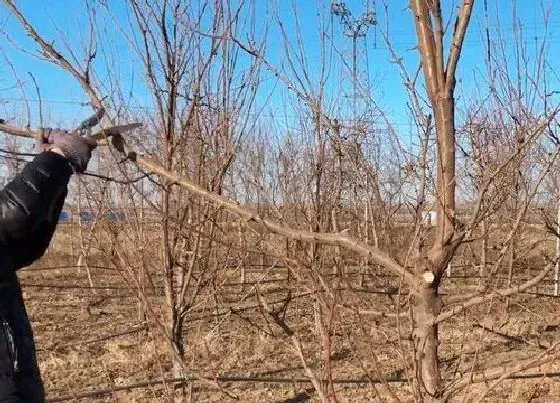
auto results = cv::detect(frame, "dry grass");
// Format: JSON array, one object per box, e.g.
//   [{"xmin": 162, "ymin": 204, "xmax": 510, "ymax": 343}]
[{"xmin": 13, "ymin": 225, "xmax": 560, "ymax": 402}]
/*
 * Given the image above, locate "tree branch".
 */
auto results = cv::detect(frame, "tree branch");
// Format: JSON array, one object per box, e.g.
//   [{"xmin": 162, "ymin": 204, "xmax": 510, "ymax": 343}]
[
  {"xmin": 0, "ymin": 121, "xmax": 418, "ymax": 289},
  {"xmin": 137, "ymin": 156, "xmax": 418, "ymax": 289},
  {"xmin": 2, "ymin": 0, "xmax": 104, "ymax": 110},
  {"xmin": 434, "ymin": 260, "xmax": 554, "ymax": 324},
  {"xmin": 2, "ymin": 2, "xmax": 416, "ymax": 292},
  {"xmin": 445, "ymin": 0, "xmax": 475, "ymax": 93},
  {"xmin": 410, "ymin": 0, "xmax": 440, "ymax": 101},
  {"xmin": 444, "ymin": 339, "xmax": 560, "ymax": 400}
]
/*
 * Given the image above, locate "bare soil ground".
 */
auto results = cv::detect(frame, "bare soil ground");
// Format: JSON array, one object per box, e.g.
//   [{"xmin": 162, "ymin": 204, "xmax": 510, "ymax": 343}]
[{"xmin": 16, "ymin": 230, "xmax": 560, "ymax": 402}]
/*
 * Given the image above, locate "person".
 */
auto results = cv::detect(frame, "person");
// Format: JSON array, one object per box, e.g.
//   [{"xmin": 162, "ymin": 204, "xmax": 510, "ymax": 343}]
[{"xmin": 0, "ymin": 129, "xmax": 96, "ymax": 402}]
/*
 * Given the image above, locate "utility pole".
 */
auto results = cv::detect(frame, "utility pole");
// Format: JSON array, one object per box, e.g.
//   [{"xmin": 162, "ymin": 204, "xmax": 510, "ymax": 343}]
[
  {"xmin": 331, "ymin": 1, "xmax": 377, "ymax": 286},
  {"xmin": 331, "ymin": 0, "xmax": 377, "ymax": 119}
]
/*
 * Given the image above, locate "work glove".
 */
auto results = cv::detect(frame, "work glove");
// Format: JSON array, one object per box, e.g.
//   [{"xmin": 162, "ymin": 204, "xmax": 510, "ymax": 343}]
[{"xmin": 40, "ymin": 128, "xmax": 97, "ymax": 173}]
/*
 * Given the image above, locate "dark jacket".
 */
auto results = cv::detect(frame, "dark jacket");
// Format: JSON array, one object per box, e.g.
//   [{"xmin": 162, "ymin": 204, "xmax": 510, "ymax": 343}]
[{"xmin": 0, "ymin": 152, "xmax": 72, "ymax": 402}]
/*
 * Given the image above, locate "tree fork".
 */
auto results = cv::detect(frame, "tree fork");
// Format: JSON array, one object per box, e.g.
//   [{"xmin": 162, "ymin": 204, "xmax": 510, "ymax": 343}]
[{"xmin": 409, "ymin": 0, "xmax": 474, "ymax": 399}]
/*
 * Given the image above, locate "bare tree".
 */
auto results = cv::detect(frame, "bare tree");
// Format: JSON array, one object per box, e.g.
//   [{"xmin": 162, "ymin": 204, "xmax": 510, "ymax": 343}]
[{"xmin": 1, "ymin": 1, "xmax": 560, "ymax": 402}]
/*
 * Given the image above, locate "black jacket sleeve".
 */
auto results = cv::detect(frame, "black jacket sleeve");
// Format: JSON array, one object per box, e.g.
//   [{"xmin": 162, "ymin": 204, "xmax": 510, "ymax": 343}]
[{"xmin": 0, "ymin": 151, "xmax": 73, "ymax": 272}]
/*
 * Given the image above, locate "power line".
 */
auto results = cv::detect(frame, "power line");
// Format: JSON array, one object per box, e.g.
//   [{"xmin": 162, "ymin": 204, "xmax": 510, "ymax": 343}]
[
  {"xmin": 0, "ymin": 97, "xmax": 424, "ymax": 127},
  {"xmin": 0, "ymin": 97, "xmax": 91, "ymax": 106}
]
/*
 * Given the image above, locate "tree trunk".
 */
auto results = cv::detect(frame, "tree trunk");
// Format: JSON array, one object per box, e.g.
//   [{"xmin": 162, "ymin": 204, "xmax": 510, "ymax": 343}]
[
  {"xmin": 171, "ymin": 316, "xmax": 186, "ymax": 378},
  {"xmin": 412, "ymin": 94, "xmax": 456, "ymax": 400},
  {"xmin": 412, "ymin": 282, "xmax": 443, "ymax": 399},
  {"xmin": 169, "ymin": 314, "xmax": 186, "ymax": 403}
]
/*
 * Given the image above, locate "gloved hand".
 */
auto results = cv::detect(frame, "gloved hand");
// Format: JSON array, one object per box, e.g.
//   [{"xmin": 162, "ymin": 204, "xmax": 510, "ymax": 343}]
[{"xmin": 40, "ymin": 128, "xmax": 97, "ymax": 173}]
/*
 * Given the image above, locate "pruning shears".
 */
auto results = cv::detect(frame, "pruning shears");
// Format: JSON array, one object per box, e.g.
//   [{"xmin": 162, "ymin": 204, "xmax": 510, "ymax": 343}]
[{"xmin": 74, "ymin": 108, "xmax": 143, "ymax": 142}]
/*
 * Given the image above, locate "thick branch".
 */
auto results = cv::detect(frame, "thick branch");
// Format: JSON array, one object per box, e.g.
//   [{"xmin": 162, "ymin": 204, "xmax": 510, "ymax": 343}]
[
  {"xmin": 0, "ymin": 121, "xmax": 111, "ymax": 146},
  {"xmin": 0, "ymin": 123, "xmax": 417, "ymax": 289},
  {"xmin": 430, "ymin": 0, "xmax": 446, "ymax": 87},
  {"xmin": 410, "ymin": 0, "xmax": 440, "ymax": 101},
  {"xmin": 137, "ymin": 156, "xmax": 418, "ymax": 288},
  {"xmin": 0, "ymin": 122, "xmax": 41, "ymax": 138},
  {"xmin": 445, "ymin": 0, "xmax": 475, "ymax": 93}
]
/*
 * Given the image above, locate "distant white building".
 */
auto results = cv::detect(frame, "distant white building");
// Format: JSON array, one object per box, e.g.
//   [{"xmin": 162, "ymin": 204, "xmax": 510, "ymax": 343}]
[{"xmin": 422, "ymin": 210, "xmax": 437, "ymax": 226}]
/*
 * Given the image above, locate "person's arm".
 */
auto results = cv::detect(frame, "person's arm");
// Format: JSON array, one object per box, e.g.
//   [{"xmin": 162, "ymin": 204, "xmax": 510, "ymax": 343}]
[{"xmin": 0, "ymin": 150, "xmax": 73, "ymax": 272}]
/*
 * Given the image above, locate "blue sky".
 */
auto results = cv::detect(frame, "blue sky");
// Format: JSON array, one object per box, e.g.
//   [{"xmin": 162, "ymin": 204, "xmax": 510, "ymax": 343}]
[{"xmin": 0, "ymin": 1, "xmax": 558, "ymax": 134}]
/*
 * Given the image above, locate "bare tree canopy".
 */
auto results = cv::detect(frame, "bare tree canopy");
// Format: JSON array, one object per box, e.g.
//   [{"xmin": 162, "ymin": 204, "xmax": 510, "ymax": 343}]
[{"xmin": 0, "ymin": 0, "xmax": 560, "ymax": 401}]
